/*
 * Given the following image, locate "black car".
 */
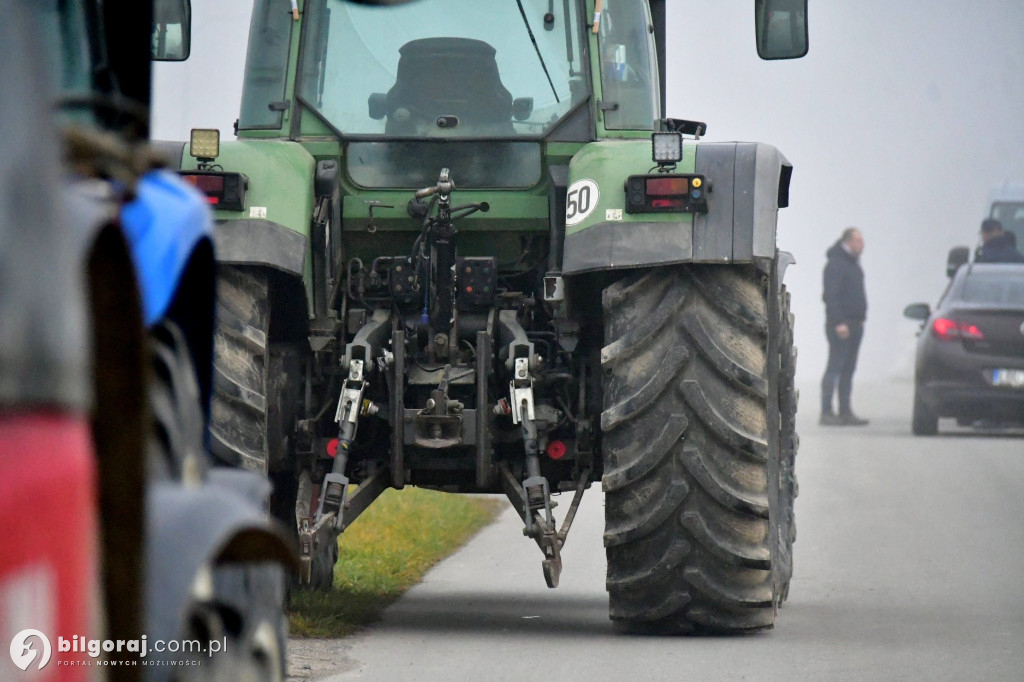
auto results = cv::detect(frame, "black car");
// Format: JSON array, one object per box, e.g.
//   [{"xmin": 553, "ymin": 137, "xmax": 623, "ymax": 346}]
[{"xmin": 903, "ymin": 263, "xmax": 1024, "ymax": 435}]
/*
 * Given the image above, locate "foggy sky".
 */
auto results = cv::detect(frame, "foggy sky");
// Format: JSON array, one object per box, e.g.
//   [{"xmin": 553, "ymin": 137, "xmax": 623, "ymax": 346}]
[
  {"xmin": 666, "ymin": 1, "xmax": 1024, "ymax": 387},
  {"xmin": 152, "ymin": 1, "xmax": 1024, "ymax": 390}
]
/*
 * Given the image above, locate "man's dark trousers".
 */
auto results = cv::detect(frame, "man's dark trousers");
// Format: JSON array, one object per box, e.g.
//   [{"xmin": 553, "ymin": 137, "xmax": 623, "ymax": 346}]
[{"xmin": 821, "ymin": 322, "xmax": 864, "ymax": 416}]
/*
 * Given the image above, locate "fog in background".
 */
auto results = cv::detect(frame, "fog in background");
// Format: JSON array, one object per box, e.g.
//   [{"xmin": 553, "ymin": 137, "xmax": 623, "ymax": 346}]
[{"xmin": 153, "ymin": 1, "xmax": 1024, "ymax": 392}]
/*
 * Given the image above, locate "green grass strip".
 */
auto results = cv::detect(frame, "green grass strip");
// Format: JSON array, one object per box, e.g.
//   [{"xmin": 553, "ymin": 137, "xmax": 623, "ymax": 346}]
[{"xmin": 289, "ymin": 488, "xmax": 502, "ymax": 637}]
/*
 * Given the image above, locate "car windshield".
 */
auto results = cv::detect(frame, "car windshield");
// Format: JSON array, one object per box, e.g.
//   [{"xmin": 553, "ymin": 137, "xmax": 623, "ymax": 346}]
[
  {"xmin": 297, "ymin": 0, "xmax": 587, "ymax": 139},
  {"xmin": 990, "ymin": 201, "xmax": 1024, "ymax": 246},
  {"xmin": 959, "ymin": 270, "xmax": 1024, "ymax": 305}
]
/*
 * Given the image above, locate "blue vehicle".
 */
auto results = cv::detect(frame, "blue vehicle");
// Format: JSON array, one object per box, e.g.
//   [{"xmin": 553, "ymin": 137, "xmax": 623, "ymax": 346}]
[{"xmin": 3, "ymin": 1, "xmax": 297, "ymax": 679}]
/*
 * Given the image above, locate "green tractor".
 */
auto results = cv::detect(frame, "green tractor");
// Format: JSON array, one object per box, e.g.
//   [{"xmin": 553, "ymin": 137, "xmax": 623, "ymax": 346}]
[{"xmin": 167, "ymin": 0, "xmax": 806, "ymax": 633}]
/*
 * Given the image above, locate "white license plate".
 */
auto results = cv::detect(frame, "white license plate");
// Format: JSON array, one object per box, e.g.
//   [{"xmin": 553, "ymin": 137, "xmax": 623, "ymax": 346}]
[{"xmin": 992, "ymin": 369, "xmax": 1024, "ymax": 388}]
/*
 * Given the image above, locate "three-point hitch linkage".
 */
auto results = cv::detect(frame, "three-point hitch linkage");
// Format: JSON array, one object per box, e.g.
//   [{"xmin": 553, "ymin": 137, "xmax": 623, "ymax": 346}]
[{"xmin": 296, "ymin": 169, "xmax": 591, "ymax": 588}]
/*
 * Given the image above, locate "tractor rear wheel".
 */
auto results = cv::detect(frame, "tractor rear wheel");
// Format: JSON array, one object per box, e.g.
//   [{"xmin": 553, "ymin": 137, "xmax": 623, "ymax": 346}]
[
  {"xmin": 775, "ymin": 285, "xmax": 798, "ymax": 603},
  {"xmin": 148, "ymin": 321, "xmax": 288, "ymax": 681},
  {"xmin": 210, "ymin": 266, "xmax": 271, "ymax": 473},
  {"xmin": 147, "ymin": 320, "xmax": 208, "ymax": 484},
  {"xmin": 602, "ymin": 264, "xmax": 782, "ymax": 634}
]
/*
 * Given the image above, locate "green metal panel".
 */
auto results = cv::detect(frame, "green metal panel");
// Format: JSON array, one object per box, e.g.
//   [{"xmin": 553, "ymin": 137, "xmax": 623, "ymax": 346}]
[
  {"xmin": 337, "ymin": 187, "xmax": 550, "ymax": 265},
  {"xmin": 181, "ymin": 139, "xmax": 317, "ymax": 305},
  {"xmin": 339, "ymin": 192, "xmax": 548, "ymax": 232},
  {"xmin": 181, "ymin": 140, "xmax": 317, "ymax": 238},
  {"xmin": 546, "ymin": 142, "xmax": 586, "ymax": 166},
  {"xmin": 564, "ymin": 139, "xmax": 697, "ymax": 236},
  {"xmin": 560, "ymin": 138, "xmax": 701, "ymax": 274}
]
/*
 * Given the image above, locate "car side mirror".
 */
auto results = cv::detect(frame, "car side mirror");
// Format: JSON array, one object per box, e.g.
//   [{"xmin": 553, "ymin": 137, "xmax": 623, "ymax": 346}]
[
  {"xmin": 368, "ymin": 93, "xmax": 387, "ymax": 120},
  {"xmin": 946, "ymin": 245, "xmax": 970, "ymax": 278},
  {"xmin": 903, "ymin": 303, "xmax": 931, "ymax": 321}
]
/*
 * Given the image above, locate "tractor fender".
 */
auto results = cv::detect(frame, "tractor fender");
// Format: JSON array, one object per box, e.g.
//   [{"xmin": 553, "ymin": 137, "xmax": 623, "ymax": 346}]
[
  {"xmin": 144, "ymin": 471, "xmax": 296, "ymax": 672},
  {"xmin": 213, "ymin": 218, "xmax": 306, "ymax": 277},
  {"xmin": 561, "ymin": 141, "xmax": 791, "ymax": 274},
  {"xmin": 777, "ymin": 249, "xmax": 796, "ymax": 289},
  {"xmin": 120, "ymin": 169, "xmax": 214, "ymax": 327},
  {"xmin": 692, "ymin": 142, "xmax": 792, "ymax": 261},
  {"xmin": 210, "ymin": 221, "xmax": 311, "ymax": 346}
]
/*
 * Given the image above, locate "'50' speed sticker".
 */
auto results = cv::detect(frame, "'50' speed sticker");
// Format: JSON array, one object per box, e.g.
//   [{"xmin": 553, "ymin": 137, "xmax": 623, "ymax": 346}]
[{"xmin": 565, "ymin": 179, "xmax": 599, "ymax": 226}]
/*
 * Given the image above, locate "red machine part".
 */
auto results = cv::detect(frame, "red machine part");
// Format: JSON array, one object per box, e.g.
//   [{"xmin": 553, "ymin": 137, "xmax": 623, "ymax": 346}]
[{"xmin": 0, "ymin": 412, "xmax": 97, "ymax": 679}]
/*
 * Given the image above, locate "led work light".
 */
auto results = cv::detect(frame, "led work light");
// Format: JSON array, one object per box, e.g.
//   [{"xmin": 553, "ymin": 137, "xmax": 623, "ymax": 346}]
[
  {"xmin": 651, "ymin": 131, "xmax": 683, "ymax": 165},
  {"xmin": 189, "ymin": 128, "xmax": 220, "ymax": 161}
]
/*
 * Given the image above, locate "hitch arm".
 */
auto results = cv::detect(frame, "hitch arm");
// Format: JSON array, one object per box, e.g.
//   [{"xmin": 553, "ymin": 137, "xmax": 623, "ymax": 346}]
[
  {"xmin": 298, "ymin": 466, "xmax": 390, "ymax": 585},
  {"xmin": 499, "ymin": 464, "xmax": 591, "ymax": 589}
]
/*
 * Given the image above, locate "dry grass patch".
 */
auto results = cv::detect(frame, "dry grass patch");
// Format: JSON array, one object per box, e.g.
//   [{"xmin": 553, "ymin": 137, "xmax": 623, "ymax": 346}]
[{"xmin": 289, "ymin": 487, "xmax": 502, "ymax": 637}]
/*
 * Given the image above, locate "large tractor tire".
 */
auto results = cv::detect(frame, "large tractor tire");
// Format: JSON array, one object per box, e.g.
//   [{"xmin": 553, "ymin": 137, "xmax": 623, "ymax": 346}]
[
  {"xmin": 149, "ymin": 321, "xmax": 288, "ymax": 681},
  {"xmin": 147, "ymin": 320, "xmax": 208, "ymax": 483},
  {"xmin": 209, "ymin": 266, "xmax": 332, "ymax": 592},
  {"xmin": 602, "ymin": 264, "xmax": 784, "ymax": 634},
  {"xmin": 210, "ymin": 266, "xmax": 271, "ymax": 473},
  {"xmin": 184, "ymin": 561, "xmax": 288, "ymax": 682},
  {"xmin": 775, "ymin": 285, "xmax": 798, "ymax": 603}
]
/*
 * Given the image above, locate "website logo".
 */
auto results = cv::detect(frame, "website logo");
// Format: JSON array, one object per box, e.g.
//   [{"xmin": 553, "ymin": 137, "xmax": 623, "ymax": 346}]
[{"xmin": 10, "ymin": 629, "xmax": 51, "ymax": 671}]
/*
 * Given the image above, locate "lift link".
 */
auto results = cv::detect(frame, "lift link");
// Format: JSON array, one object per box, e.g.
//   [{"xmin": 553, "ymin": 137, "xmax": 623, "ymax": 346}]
[
  {"xmin": 298, "ymin": 466, "xmax": 391, "ymax": 587},
  {"xmin": 510, "ymin": 357, "xmax": 552, "ymax": 517},
  {"xmin": 500, "ymin": 464, "xmax": 592, "ymax": 589},
  {"xmin": 317, "ymin": 358, "xmax": 367, "ymax": 530}
]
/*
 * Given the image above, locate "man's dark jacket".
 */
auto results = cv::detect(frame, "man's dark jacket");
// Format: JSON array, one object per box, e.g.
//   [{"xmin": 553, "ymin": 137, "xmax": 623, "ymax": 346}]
[
  {"xmin": 823, "ymin": 241, "xmax": 867, "ymax": 328},
  {"xmin": 975, "ymin": 233, "xmax": 1024, "ymax": 263}
]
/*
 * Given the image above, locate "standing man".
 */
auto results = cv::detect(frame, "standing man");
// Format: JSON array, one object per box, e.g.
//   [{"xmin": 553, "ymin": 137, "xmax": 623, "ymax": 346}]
[
  {"xmin": 821, "ymin": 227, "xmax": 869, "ymax": 426},
  {"xmin": 975, "ymin": 218, "xmax": 1024, "ymax": 263}
]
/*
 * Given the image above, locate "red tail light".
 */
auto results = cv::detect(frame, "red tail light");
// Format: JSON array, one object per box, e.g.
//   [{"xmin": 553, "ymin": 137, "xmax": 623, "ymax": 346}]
[
  {"xmin": 960, "ymin": 323, "xmax": 984, "ymax": 340},
  {"xmin": 546, "ymin": 440, "xmax": 567, "ymax": 460},
  {"xmin": 931, "ymin": 317, "xmax": 985, "ymax": 341}
]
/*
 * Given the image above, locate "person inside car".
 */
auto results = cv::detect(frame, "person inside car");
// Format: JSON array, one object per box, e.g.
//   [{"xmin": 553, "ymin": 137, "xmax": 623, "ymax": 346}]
[{"xmin": 975, "ymin": 218, "xmax": 1024, "ymax": 263}]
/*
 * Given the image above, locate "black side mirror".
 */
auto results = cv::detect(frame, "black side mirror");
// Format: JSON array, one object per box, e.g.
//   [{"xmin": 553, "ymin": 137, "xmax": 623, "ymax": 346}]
[
  {"xmin": 755, "ymin": 0, "xmax": 808, "ymax": 60},
  {"xmin": 152, "ymin": 0, "xmax": 191, "ymax": 61},
  {"xmin": 368, "ymin": 93, "xmax": 387, "ymax": 120},
  {"xmin": 512, "ymin": 97, "xmax": 534, "ymax": 121},
  {"xmin": 903, "ymin": 303, "xmax": 931, "ymax": 321},
  {"xmin": 946, "ymin": 246, "xmax": 970, "ymax": 278}
]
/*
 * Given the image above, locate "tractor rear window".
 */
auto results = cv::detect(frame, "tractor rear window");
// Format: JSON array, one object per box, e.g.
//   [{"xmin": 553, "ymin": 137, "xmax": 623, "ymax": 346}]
[
  {"xmin": 298, "ymin": 0, "xmax": 587, "ymax": 139},
  {"xmin": 346, "ymin": 141, "xmax": 541, "ymax": 189}
]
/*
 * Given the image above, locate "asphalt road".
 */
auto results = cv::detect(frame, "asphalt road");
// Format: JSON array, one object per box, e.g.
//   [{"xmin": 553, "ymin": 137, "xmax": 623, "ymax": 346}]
[{"xmin": 294, "ymin": 379, "xmax": 1024, "ymax": 682}]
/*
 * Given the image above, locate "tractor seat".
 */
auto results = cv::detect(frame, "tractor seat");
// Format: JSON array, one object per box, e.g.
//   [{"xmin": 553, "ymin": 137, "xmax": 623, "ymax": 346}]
[{"xmin": 383, "ymin": 38, "xmax": 514, "ymax": 135}]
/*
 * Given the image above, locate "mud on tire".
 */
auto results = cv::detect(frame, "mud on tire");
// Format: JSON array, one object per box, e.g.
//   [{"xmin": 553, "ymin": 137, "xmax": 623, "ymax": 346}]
[
  {"xmin": 147, "ymin": 320, "xmax": 207, "ymax": 482},
  {"xmin": 602, "ymin": 264, "xmax": 784, "ymax": 634},
  {"xmin": 775, "ymin": 285, "xmax": 798, "ymax": 603},
  {"xmin": 210, "ymin": 266, "xmax": 270, "ymax": 473}
]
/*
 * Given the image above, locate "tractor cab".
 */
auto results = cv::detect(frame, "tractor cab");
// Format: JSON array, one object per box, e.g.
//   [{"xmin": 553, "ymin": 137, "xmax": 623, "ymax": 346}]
[{"xmin": 233, "ymin": 0, "xmax": 804, "ymax": 190}]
